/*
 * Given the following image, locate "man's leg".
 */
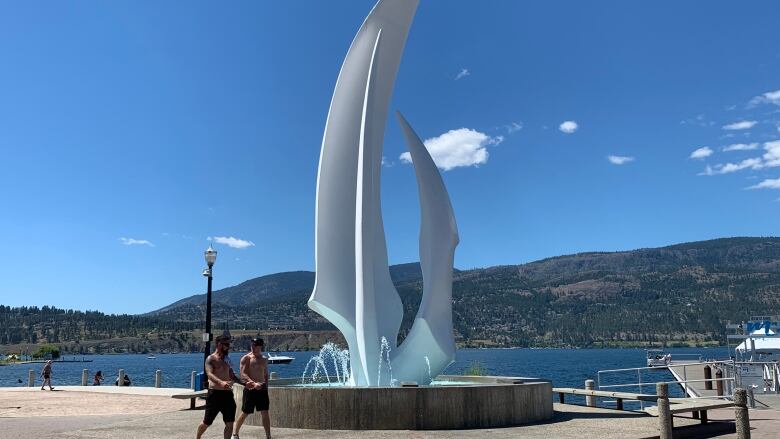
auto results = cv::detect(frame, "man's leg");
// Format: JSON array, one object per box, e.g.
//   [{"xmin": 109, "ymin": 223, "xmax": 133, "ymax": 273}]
[
  {"xmin": 261, "ymin": 411, "xmax": 271, "ymax": 439},
  {"xmin": 223, "ymin": 421, "xmax": 234, "ymax": 439},
  {"xmin": 233, "ymin": 411, "xmax": 248, "ymax": 437},
  {"xmin": 195, "ymin": 422, "xmax": 209, "ymax": 439}
]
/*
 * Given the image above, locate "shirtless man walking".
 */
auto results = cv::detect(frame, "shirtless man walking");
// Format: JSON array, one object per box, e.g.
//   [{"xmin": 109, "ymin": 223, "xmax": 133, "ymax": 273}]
[
  {"xmin": 40, "ymin": 360, "xmax": 54, "ymax": 390},
  {"xmin": 232, "ymin": 337, "xmax": 271, "ymax": 439},
  {"xmin": 196, "ymin": 335, "xmax": 238, "ymax": 439}
]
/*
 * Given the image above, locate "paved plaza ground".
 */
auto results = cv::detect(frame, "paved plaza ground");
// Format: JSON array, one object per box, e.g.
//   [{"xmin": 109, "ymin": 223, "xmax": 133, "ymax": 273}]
[{"xmin": 1, "ymin": 387, "xmax": 778, "ymax": 438}]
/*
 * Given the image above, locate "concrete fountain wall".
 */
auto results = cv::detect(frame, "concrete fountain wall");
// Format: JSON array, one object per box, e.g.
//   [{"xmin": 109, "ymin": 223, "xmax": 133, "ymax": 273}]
[{"xmin": 233, "ymin": 375, "xmax": 553, "ymax": 430}]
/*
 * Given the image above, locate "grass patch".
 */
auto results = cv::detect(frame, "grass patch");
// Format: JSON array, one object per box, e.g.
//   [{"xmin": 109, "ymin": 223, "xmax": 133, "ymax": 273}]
[{"xmin": 463, "ymin": 360, "xmax": 487, "ymax": 376}]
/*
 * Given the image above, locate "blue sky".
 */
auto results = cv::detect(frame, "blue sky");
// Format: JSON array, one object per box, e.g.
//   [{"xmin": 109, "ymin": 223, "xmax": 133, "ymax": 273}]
[{"xmin": 1, "ymin": 1, "xmax": 779, "ymax": 314}]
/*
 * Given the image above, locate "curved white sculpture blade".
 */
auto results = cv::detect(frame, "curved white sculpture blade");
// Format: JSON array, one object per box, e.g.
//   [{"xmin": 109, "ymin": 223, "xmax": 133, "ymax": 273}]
[
  {"xmin": 309, "ymin": 0, "xmax": 418, "ymax": 386},
  {"xmin": 391, "ymin": 111, "xmax": 459, "ymax": 385}
]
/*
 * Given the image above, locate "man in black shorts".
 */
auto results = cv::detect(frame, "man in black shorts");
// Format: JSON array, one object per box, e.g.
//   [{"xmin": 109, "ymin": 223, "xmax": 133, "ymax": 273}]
[
  {"xmin": 232, "ymin": 337, "xmax": 271, "ymax": 439},
  {"xmin": 197, "ymin": 335, "xmax": 239, "ymax": 439}
]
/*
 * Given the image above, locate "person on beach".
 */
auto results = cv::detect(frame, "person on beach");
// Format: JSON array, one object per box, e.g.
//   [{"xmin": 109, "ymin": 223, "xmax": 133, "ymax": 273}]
[
  {"xmin": 196, "ymin": 335, "xmax": 239, "ymax": 439},
  {"xmin": 40, "ymin": 360, "xmax": 54, "ymax": 390},
  {"xmin": 232, "ymin": 337, "xmax": 271, "ymax": 439},
  {"xmin": 93, "ymin": 371, "xmax": 104, "ymax": 386}
]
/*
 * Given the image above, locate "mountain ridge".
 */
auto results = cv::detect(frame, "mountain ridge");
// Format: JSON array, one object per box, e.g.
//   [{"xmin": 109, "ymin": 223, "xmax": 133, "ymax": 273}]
[{"xmin": 3, "ymin": 237, "xmax": 780, "ymax": 352}]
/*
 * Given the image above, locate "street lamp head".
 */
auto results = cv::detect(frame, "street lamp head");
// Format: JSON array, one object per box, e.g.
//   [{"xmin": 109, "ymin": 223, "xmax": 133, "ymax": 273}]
[{"xmin": 204, "ymin": 244, "xmax": 217, "ymax": 267}]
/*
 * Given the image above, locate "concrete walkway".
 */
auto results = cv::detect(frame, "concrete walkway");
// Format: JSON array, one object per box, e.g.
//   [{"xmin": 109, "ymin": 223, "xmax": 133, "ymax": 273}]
[
  {"xmin": 1, "ymin": 385, "xmax": 191, "ymax": 397},
  {"xmin": 1, "ymin": 387, "xmax": 776, "ymax": 438}
]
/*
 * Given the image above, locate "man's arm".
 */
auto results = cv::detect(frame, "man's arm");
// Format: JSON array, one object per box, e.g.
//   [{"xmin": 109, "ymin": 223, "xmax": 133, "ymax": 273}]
[
  {"xmin": 264, "ymin": 360, "xmax": 269, "ymax": 386},
  {"xmin": 239, "ymin": 355, "xmax": 256, "ymax": 388}
]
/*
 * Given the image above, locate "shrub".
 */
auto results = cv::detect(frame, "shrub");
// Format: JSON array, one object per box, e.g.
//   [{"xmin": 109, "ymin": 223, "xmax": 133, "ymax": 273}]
[{"xmin": 463, "ymin": 360, "xmax": 487, "ymax": 376}]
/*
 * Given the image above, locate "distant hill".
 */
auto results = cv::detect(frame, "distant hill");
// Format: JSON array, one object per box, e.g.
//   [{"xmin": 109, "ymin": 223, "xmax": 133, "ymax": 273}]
[
  {"xmin": 3, "ymin": 237, "xmax": 780, "ymax": 353},
  {"xmin": 149, "ymin": 262, "xmax": 424, "ymax": 314}
]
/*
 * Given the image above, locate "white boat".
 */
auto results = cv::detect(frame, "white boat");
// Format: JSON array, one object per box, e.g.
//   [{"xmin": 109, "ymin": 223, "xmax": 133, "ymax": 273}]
[
  {"xmin": 646, "ymin": 349, "xmax": 670, "ymax": 367},
  {"xmin": 147, "ymin": 355, "xmax": 157, "ymax": 360},
  {"xmin": 266, "ymin": 354, "xmax": 294, "ymax": 365}
]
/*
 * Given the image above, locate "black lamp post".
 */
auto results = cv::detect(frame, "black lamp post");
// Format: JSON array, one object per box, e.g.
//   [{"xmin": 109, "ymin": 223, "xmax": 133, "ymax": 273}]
[{"xmin": 202, "ymin": 244, "xmax": 217, "ymax": 387}]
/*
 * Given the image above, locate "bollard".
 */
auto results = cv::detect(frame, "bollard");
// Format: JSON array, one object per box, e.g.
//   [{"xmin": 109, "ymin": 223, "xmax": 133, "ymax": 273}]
[
  {"xmin": 585, "ymin": 379, "xmax": 596, "ymax": 407},
  {"xmin": 657, "ymin": 382, "xmax": 673, "ymax": 439},
  {"xmin": 28, "ymin": 370, "xmax": 35, "ymax": 387},
  {"xmin": 119, "ymin": 369, "xmax": 125, "ymax": 387},
  {"xmin": 155, "ymin": 370, "xmax": 162, "ymax": 388},
  {"xmin": 191, "ymin": 371, "xmax": 197, "ymax": 390},
  {"xmin": 82, "ymin": 369, "xmax": 89, "ymax": 386},
  {"xmin": 704, "ymin": 364, "xmax": 713, "ymax": 390},
  {"xmin": 747, "ymin": 388, "xmax": 756, "ymax": 409},
  {"xmin": 734, "ymin": 388, "xmax": 751, "ymax": 439},
  {"xmin": 270, "ymin": 372, "xmax": 277, "ymax": 380},
  {"xmin": 715, "ymin": 369, "xmax": 724, "ymax": 396}
]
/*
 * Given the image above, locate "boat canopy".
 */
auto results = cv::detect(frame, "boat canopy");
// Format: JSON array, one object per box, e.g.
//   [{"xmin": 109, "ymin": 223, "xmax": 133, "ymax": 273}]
[{"xmin": 735, "ymin": 328, "xmax": 780, "ymax": 353}]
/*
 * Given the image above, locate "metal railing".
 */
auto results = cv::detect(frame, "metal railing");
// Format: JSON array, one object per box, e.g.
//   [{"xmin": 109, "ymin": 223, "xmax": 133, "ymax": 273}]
[{"xmin": 597, "ymin": 362, "xmax": 735, "ymax": 409}]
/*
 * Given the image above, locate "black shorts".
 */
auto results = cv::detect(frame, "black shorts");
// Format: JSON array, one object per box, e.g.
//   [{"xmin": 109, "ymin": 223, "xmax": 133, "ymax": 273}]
[
  {"xmin": 203, "ymin": 389, "xmax": 236, "ymax": 425},
  {"xmin": 241, "ymin": 387, "xmax": 270, "ymax": 414}
]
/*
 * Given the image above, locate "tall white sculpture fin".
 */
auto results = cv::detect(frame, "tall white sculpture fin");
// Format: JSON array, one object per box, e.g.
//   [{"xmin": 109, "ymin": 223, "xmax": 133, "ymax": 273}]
[
  {"xmin": 391, "ymin": 111, "xmax": 459, "ymax": 385},
  {"xmin": 309, "ymin": 0, "xmax": 419, "ymax": 387}
]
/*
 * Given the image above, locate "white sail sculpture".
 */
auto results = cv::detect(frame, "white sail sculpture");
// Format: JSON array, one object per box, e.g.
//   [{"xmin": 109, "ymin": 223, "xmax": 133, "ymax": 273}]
[{"xmin": 308, "ymin": 0, "xmax": 458, "ymax": 386}]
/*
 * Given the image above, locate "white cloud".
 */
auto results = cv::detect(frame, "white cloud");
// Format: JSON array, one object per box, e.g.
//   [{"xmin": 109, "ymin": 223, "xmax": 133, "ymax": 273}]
[
  {"xmin": 506, "ymin": 122, "xmax": 523, "ymax": 133},
  {"xmin": 689, "ymin": 146, "xmax": 713, "ymax": 159},
  {"xmin": 208, "ymin": 236, "xmax": 255, "ymax": 249},
  {"xmin": 762, "ymin": 140, "xmax": 780, "ymax": 167},
  {"xmin": 607, "ymin": 155, "xmax": 635, "ymax": 165},
  {"xmin": 559, "ymin": 121, "xmax": 578, "ymax": 134},
  {"xmin": 680, "ymin": 114, "xmax": 714, "ymax": 127},
  {"xmin": 381, "ymin": 156, "xmax": 393, "ymax": 167},
  {"xmin": 701, "ymin": 140, "xmax": 780, "ymax": 175},
  {"xmin": 700, "ymin": 158, "xmax": 763, "ymax": 175},
  {"xmin": 749, "ymin": 90, "xmax": 780, "ymax": 107},
  {"xmin": 120, "ymin": 237, "xmax": 154, "ymax": 247},
  {"xmin": 722, "ymin": 120, "xmax": 757, "ymax": 130},
  {"xmin": 722, "ymin": 143, "xmax": 759, "ymax": 152},
  {"xmin": 399, "ymin": 128, "xmax": 502, "ymax": 171},
  {"xmin": 748, "ymin": 178, "xmax": 780, "ymax": 190},
  {"xmin": 454, "ymin": 68, "xmax": 470, "ymax": 80}
]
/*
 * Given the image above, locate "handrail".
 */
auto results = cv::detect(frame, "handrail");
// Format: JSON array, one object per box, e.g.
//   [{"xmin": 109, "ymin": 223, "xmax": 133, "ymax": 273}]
[
  {"xmin": 599, "ymin": 377, "xmax": 734, "ymax": 390},
  {"xmin": 599, "ymin": 361, "xmax": 717, "ymax": 374}
]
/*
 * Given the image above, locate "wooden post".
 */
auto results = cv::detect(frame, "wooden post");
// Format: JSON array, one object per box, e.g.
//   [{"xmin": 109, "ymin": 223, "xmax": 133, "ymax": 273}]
[
  {"xmin": 715, "ymin": 369, "xmax": 724, "ymax": 396},
  {"xmin": 585, "ymin": 379, "xmax": 596, "ymax": 407},
  {"xmin": 190, "ymin": 371, "xmax": 197, "ymax": 409},
  {"xmin": 118, "ymin": 369, "xmax": 125, "ymax": 387},
  {"xmin": 82, "ymin": 369, "xmax": 89, "ymax": 386},
  {"xmin": 155, "ymin": 370, "xmax": 162, "ymax": 388},
  {"xmin": 657, "ymin": 382, "xmax": 673, "ymax": 439},
  {"xmin": 734, "ymin": 388, "xmax": 751, "ymax": 439},
  {"xmin": 28, "ymin": 370, "xmax": 35, "ymax": 387},
  {"xmin": 558, "ymin": 392, "xmax": 565, "ymax": 404},
  {"xmin": 704, "ymin": 364, "xmax": 713, "ymax": 390},
  {"xmin": 616, "ymin": 398, "xmax": 623, "ymax": 411}
]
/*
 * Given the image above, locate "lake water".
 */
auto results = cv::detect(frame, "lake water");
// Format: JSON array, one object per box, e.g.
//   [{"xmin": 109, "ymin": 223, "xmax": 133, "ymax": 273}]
[{"xmin": 1, "ymin": 347, "xmax": 730, "ymax": 401}]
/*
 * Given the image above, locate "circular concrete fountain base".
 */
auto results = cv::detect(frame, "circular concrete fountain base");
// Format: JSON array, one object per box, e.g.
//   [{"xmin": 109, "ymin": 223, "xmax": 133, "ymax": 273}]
[{"xmin": 233, "ymin": 375, "xmax": 553, "ymax": 430}]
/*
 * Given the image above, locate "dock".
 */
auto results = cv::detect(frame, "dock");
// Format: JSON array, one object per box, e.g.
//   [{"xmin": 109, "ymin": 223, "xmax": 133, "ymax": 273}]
[
  {"xmin": 665, "ymin": 359, "xmax": 780, "ymax": 411},
  {"xmin": 667, "ymin": 360, "xmax": 720, "ymax": 398}
]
